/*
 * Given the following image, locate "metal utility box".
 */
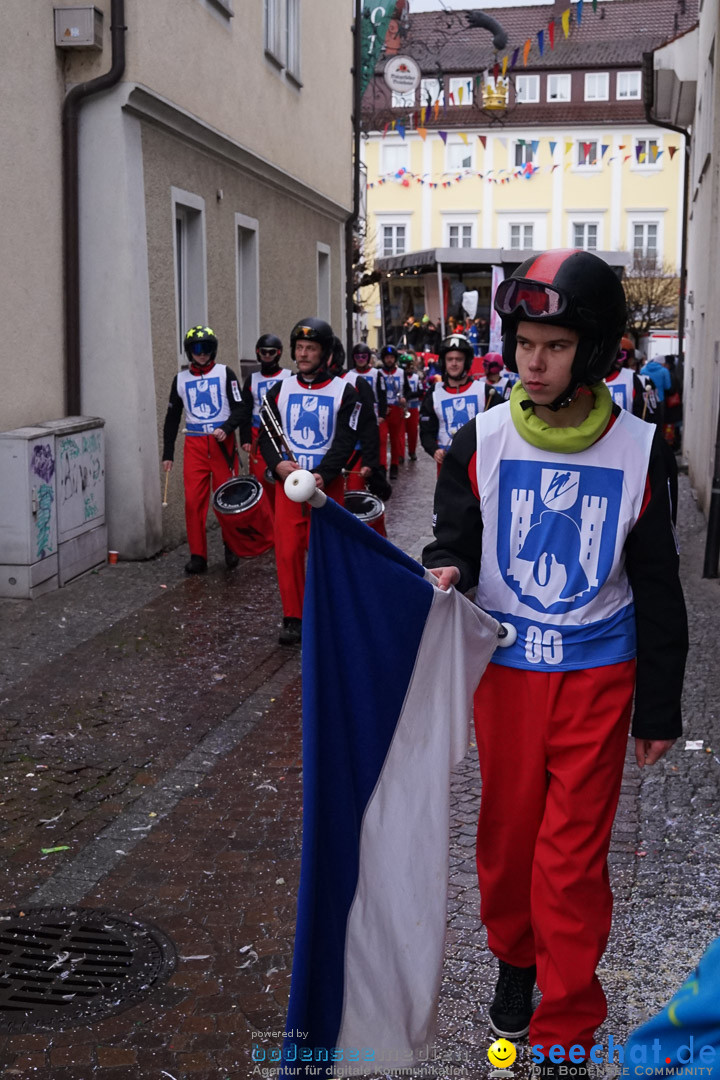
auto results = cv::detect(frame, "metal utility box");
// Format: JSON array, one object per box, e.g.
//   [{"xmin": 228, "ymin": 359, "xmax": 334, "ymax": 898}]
[
  {"xmin": 0, "ymin": 428, "xmax": 60, "ymax": 599},
  {"xmin": 38, "ymin": 418, "xmax": 106, "ymax": 586},
  {"xmin": 54, "ymin": 6, "xmax": 103, "ymax": 49}
]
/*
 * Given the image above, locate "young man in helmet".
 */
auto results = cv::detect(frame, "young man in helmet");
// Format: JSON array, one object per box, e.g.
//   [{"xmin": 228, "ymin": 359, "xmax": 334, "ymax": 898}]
[
  {"xmin": 238, "ymin": 333, "xmax": 292, "ymax": 511},
  {"xmin": 475, "ymin": 352, "xmax": 516, "ymax": 410},
  {"xmin": 604, "ymin": 336, "xmax": 658, "ymax": 422},
  {"xmin": 379, "ymin": 345, "xmax": 411, "ymax": 479},
  {"xmin": 328, "ymin": 338, "xmax": 389, "ymax": 498},
  {"xmin": 402, "ymin": 353, "xmax": 422, "ymax": 461},
  {"xmin": 162, "ymin": 325, "xmax": 247, "ymax": 574},
  {"xmin": 419, "ymin": 333, "xmax": 484, "ymax": 472},
  {"xmin": 259, "ymin": 319, "xmax": 359, "ymax": 646},
  {"xmin": 423, "ymin": 251, "xmax": 687, "ymax": 1072}
]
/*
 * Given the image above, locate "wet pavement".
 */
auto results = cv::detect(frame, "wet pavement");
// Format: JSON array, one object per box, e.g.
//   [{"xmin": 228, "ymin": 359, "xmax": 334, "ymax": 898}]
[{"xmin": 0, "ymin": 450, "xmax": 718, "ymax": 1080}]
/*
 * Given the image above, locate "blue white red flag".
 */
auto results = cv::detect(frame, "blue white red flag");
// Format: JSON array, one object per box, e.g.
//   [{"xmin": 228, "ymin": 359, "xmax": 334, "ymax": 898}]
[{"xmin": 279, "ymin": 496, "xmax": 500, "ymax": 1076}]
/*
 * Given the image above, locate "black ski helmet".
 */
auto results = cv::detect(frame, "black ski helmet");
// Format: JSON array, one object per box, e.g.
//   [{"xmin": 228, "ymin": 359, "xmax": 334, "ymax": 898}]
[
  {"xmin": 289, "ymin": 318, "xmax": 334, "ymax": 364},
  {"xmin": 380, "ymin": 345, "xmax": 399, "ymax": 367},
  {"xmin": 439, "ymin": 333, "xmax": 474, "ymax": 376},
  {"xmin": 493, "ymin": 249, "xmax": 627, "ymax": 406},
  {"xmin": 352, "ymin": 342, "xmax": 372, "ymax": 368},
  {"xmin": 184, "ymin": 325, "xmax": 218, "ymax": 364},
  {"xmin": 329, "ymin": 336, "xmax": 346, "ymax": 377},
  {"xmin": 255, "ymin": 333, "xmax": 283, "ymax": 360}
]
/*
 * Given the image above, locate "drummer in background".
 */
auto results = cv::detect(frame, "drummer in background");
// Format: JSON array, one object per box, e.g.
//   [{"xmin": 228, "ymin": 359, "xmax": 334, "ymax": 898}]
[
  {"xmin": 259, "ymin": 318, "xmax": 359, "ymax": 647},
  {"xmin": 403, "ymin": 353, "xmax": 422, "ymax": 462},
  {"xmin": 162, "ymin": 325, "xmax": 244, "ymax": 574},
  {"xmin": 604, "ymin": 336, "xmax": 658, "ymax": 421},
  {"xmin": 346, "ymin": 342, "xmax": 388, "ymax": 471},
  {"xmin": 329, "ymin": 338, "xmax": 388, "ymax": 497},
  {"xmin": 477, "ymin": 353, "xmax": 516, "ymax": 410},
  {"xmin": 238, "ymin": 334, "xmax": 292, "ymax": 511},
  {"xmin": 420, "ymin": 333, "xmax": 483, "ymax": 473}
]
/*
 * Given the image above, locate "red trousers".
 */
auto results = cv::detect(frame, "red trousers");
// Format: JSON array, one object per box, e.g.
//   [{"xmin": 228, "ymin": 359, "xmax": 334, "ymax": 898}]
[
  {"xmin": 473, "ymin": 660, "xmax": 635, "ymax": 1054},
  {"xmin": 248, "ymin": 430, "xmax": 277, "ymax": 512},
  {"xmin": 405, "ymin": 408, "xmax": 419, "ymax": 456},
  {"xmin": 385, "ymin": 405, "xmax": 405, "ymax": 466},
  {"xmin": 273, "ymin": 475, "xmax": 345, "ymax": 619},
  {"xmin": 183, "ymin": 435, "xmax": 239, "ymax": 560}
]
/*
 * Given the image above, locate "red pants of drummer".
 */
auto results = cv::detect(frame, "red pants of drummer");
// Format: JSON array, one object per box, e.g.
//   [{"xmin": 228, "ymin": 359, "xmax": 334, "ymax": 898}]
[
  {"xmin": 385, "ymin": 405, "xmax": 405, "ymax": 466},
  {"xmin": 274, "ymin": 475, "xmax": 345, "ymax": 619},
  {"xmin": 183, "ymin": 435, "xmax": 239, "ymax": 560},
  {"xmin": 473, "ymin": 660, "xmax": 634, "ymax": 1055},
  {"xmin": 405, "ymin": 409, "xmax": 419, "ymax": 456}
]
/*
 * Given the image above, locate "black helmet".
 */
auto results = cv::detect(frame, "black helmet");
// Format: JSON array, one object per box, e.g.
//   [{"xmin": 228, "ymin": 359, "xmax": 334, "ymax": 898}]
[
  {"xmin": 380, "ymin": 345, "xmax": 398, "ymax": 367},
  {"xmin": 290, "ymin": 318, "xmax": 334, "ymax": 363},
  {"xmin": 493, "ymin": 249, "xmax": 627, "ymax": 405},
  {"xmin": 439, "ymin": 333, "xmax": 474, "ymax": 375},
  {"xmin": 184, "ymin": 325, "xmax": 218, "ymax": 364},
  {"xmin": 329, "ymin": 336, "xmax": 346, "ymax": 377},
  {"xmin": 255, "ymin": 333, "xmax": 283, "ymax": 358},
  {"xmin": 352, "ymin": 342, "xmax": 372, "ymax": 368}
]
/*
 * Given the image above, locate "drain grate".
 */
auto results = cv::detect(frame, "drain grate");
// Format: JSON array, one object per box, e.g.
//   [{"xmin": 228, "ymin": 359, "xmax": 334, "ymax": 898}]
[{"xmin": 0, "ymin": 907, "xmax": 177, "ymax": 1032}]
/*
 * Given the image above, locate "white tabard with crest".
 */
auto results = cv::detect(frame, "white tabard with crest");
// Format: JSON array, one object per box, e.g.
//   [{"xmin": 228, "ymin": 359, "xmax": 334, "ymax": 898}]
[
  {"xmin": 474, "ymin": 406, "xmax": 655, "ymax": 671},
  {"xmin": 251, "ymin": 369, "xmax": 292, "ymax": 428},
  {"xmin": 177, "ymin": 365, "xmax": 232, "ymax": 435},
  {"xmin": 432, "ymin": 383, "xmax": 484, "ymax": 447},
  {"xmin": 604, "ymin": 367, "xmax": 635, "ymax": 411},
  {"xmin": 277, "ymin": 375, "xmax": 346, "ymax": 471}
]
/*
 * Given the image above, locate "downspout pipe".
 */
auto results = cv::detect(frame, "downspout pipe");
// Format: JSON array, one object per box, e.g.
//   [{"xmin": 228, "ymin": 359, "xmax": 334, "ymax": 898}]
[
  {"xmin": 63, "ymin": 0, "xmax": 126, "ymax": 416},
  {"xmin": 345, "ymin": 0, "xmax": 363, "ymax": 358}
]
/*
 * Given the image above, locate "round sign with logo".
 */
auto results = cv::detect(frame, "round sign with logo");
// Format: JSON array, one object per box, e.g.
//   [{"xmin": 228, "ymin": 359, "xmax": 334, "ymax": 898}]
[{"xmin": 383, "ymin": 55, "xmax": 421, "ymax": 95}]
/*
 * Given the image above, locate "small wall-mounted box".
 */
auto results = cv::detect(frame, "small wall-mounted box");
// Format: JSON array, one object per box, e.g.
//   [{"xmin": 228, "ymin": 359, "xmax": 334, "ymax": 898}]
[{"xmin": 54, "ymin": 6, "xmax": 103, "ymax": 49}]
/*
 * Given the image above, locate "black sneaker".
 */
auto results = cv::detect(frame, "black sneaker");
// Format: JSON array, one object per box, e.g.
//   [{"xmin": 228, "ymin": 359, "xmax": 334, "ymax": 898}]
[
  {"xmin": 409, "ymin": 454, "xmax": 417, "ymax": 461},
  {"xmin": 278, "ymin": 617, "xmax": 302, "ymax": 646},
  {"xmin": 224, "ymin": 543, "xmax": 240, "ymax": 570},
  {"xmin": 185, "ymin": 555, "xmax": 208, "ymax": 575},
  {"xmin": 399, "ymin": 455, "xmax": 405, "ymax": 464},
  {"xmin": 488, "ymin": 960, "xmax": 536, "ymax": 1039},
  {"xmin": 389, "ymin": 464, "xmax": 399, "ymax": 480}
]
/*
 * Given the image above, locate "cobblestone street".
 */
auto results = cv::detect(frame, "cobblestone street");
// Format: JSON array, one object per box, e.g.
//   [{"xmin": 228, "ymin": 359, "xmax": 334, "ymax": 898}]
[{"xmin": 0, "ymin": 453, "xmax": 718, "ymax": 1080}]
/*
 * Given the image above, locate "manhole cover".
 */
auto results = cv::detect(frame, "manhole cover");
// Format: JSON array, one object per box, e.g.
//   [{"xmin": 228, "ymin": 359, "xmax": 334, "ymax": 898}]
[{"xmin": 0, "ymin": 907, "xmax": 176, "ymax": 1032}]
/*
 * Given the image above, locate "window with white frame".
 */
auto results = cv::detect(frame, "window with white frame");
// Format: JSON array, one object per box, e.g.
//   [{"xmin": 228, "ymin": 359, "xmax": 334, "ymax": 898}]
[
  {"xmin": 514, "ymin": 140, "xmax": 536, "ymax": 167},
  {"xmin": 446, "ymin": 140, "xmax": 473, "ymax": 172},
  {"xmin": 317, "ymin": 244, "xmax": 331, "ymax": 322},
  {"xmin": 584, "ymin": 72, "xmax": 609, "ymax": 101},
  {"xmin": 510, "ymin": 223, "xmax": 534, "ymax": 250},
  {"xmin": 265, "ymin": 0, "xmax": 300, "ymax": 77},
  {"xmin": 236, "ymin": 214, "xmax": 259, "ymax": 360},
  {"xmin": 448, "ymin": 76, "xmax": 473, "ymax": 106},
  {"xmin": 380, "ymin": 223, "xmax": 407, "ymax": 257},
  {"xmin": 420, "ymin": 78, "xmax": 443, "ymax": 107},
  {"xmin": 635, "ymin": 138, "xmax": 661, "ymax": 167},
  {"xmin": 447, "ymin": 222, "xmax": 474, "ymax": 248},
  {"xmin": 617, "ymin": 71, "xmax": 642, "ymax": 99},
  {"xmin": 632, "ymin": 221, "xmax": 659, "ymax": 263},
  {"xmin": 572, "ymin": 222, "xmax": 599, "ymax": 251},
  {"xmin": 380, "ymin": 140, "xmax": 410, "ymax": 176},
  {"xmin": 172, "ymin": 188, "xmax": 207, "ymax": 364},
  {"xmin": 547, "ymin": 73, "xmax": 571, "ymax": 101},
  {"xmin": 577, "ymin": 140, "xmax": 599, "ymax": 167},
  {"xmin": 392, "ymin": 88, "xmax": 416, "ymax": 108},
  {"xmin": 515, "ymin": 75, "xmax": 539, "ymax": 103}
]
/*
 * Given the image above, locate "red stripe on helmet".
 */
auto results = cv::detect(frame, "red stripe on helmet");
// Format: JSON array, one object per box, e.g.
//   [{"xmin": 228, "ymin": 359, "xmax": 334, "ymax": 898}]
[{"xmin": 524, "ymin": 249, "xmax": 580, "ymax": 284}]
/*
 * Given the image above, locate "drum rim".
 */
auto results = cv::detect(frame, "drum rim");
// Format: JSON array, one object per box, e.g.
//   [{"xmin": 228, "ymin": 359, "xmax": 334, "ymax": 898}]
[
  {"xmin": 344, "ymin": 489, "xmax": 385, "ymax": 522},
  {"xmin": 212, "ymin": 475, "xmax": 263, "ymax": 514}
]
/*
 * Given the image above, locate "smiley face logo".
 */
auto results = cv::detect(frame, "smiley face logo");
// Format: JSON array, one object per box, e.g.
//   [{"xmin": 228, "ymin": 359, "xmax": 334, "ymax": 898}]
[{"xmin": 488, "ymin": 1039, "xmax": 517, "ymax": 1069}]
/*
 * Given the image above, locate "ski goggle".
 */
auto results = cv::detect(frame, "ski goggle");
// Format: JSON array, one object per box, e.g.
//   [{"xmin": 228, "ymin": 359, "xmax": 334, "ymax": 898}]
[
  {"xmin": 494, "ymin": 278, "xmax": 569, "ymax": 320},
  {"xmin": 258, "ymin": 347, "xmax": 279, "ymax": 357},
  {"xmin": 189, "ymin": 341, "xmax": 214, "ymax": 355}
]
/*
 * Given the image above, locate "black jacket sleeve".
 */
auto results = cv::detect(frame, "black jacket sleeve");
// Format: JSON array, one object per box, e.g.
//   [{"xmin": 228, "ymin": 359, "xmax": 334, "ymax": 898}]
[
  {"xmin": 419, "ymin": 388, "xmax": 440, "ymax": 457},
  {"xmin": 221, "ymin": 367, "xmax": 243, "ymax": 435},
  {"xmin": 625, "ymin": 429, "xmax": 687, "ymax": 739},
  {"xmin": 422, "ymin": 421, "xmax": 483, "ymax": 593},
  {"xmin": 376, "ymin": 372, "xmax": 388, "ymax": 419},
  {"xmin": 162, "ymin": 376, "xmax": 183, "ymax": 461},
  {"xmin": 354, "ymin": 379, "xmax": 380, "ymax": 471},
  {"xmin": 257, "ymin": 382, "xmax": 284, "ymax": 473},
  {"xmin": 238, "ymin": 374, "xmax": 255, "ymax": 444}
]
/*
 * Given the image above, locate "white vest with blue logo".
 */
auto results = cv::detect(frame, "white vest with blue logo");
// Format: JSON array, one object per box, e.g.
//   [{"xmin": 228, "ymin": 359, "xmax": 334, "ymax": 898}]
[
  {"xmin": 251, "ymin": 368, "xmax": 292, "ymax": 428},
  {"xmin": 474, "ymin": 406, "xmax": 655, "ymax": 672},
  {"xmin": 277, "ymin": 375, "xmax": 346, "ymax": 471},
  {"xmin": 604, "ymin": 368, "xmax": 635, "ymax": 411},
  {"xmin": 177, "ymin": 365, "xmax": 231, "ymax": 435},
  {"xmin": 406, "ymin": 372, "xmax": 421, "ymax": 408},
  {"xmin": 383, "ymin": 369, "xmax": 404, "ymax": 406},
  {"xmin": 433, "ymin": 383, "xmax": 483, "ymax": 447},
  {"xmin": 346, "ymin": 368, "xmax": 382, "ymax": 417}
]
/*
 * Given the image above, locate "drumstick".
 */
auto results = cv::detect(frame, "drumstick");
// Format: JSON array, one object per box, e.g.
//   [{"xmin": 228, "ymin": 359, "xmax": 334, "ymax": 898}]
[{"xmin": 162, "ymin": 470, "xmax": 170, "ymax": 507}]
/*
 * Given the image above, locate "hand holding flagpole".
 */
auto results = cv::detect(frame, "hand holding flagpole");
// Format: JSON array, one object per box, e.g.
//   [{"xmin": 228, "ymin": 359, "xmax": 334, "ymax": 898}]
[{"xmin": 284, "ymin": 469, "xmax": 327, "ymax": 508}]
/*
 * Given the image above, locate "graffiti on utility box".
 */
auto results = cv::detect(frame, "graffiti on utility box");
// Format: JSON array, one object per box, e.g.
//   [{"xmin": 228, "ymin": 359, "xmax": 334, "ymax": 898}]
[{"xmin": 57, "ymin": 432, "xmax": 105, "ymax": 531}]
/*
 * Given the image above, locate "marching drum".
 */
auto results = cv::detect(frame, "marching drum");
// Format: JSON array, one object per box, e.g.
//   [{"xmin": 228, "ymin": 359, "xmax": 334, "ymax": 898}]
[
  {"xmin": 212, "ymin": 476, "xmax": 274, "ymax": 557},
  {"xmin": 344, "ymin": 489, "xmax": 386, "ymax": 537}
]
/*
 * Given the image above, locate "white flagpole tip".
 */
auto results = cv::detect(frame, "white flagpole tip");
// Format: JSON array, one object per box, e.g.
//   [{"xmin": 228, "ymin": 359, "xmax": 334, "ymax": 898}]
[
  {"xmin": 284, "ymin": 469, "xmax": 327, "ymax": 507},
  {"xmin": 497, "ymin": 622, "xmax": 517, "ymax": 647}
]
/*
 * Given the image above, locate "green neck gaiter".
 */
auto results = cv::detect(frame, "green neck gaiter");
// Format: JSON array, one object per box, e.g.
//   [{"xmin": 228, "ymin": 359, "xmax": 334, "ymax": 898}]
[{"xmin": 509, "ymin": 380, "xmax": 613, "ymax": 454}]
